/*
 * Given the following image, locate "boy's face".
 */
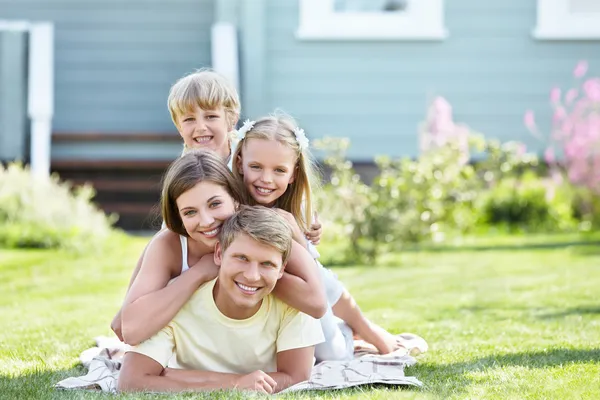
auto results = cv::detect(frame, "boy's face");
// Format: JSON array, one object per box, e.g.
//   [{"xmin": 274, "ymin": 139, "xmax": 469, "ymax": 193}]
[
  {"xmin": 237, "ymin": 138, "xmax": 297, "ymax": 207},
  {"xmin": 177, "ymin": 106, "xmax": 232, "ymax": 159},
  {"xmin": 213, "ymin": 233, "xmax": 285, "ymax": 319},
  {"xmin": 176, "ymin": 181, "xmax": 237, "ymax": 249}
]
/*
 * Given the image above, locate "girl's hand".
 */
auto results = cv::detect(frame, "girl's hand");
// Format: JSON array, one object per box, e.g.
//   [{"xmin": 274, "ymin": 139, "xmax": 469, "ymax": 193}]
[
  {"xmin": 305, "ymin": 212, "xmax": 322, "ymax": 245},
  {"xmin": 274, "ymin": 209, "xmax": 306, "ymax": 246}
]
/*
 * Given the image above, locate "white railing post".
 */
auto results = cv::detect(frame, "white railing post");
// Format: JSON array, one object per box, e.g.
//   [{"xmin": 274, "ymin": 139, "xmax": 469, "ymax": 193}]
[
  {"xmin": 27, "ymin": 22, "xmax": 54, "ymax": 178},
  {"xmin": 211, "ymin": 22, "xmax": 240, "ymax": 93}
]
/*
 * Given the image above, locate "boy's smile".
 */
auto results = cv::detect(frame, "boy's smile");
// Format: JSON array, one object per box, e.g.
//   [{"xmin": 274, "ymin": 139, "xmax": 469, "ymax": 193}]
[{"xmin": 177, "ymin": 106, "xmax": 232, "ymax": 159}]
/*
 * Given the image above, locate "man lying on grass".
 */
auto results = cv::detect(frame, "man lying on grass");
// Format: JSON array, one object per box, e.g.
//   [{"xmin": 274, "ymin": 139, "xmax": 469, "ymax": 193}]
[{"xmin": 118, "ymin": 206, "xmax": 324, "ymax": 394}]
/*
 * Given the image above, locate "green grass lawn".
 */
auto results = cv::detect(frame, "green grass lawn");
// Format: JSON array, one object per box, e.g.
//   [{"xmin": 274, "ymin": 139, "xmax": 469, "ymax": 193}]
[{"xmin": 1, "ymin": 233, "xmax": 599, "ymax": 399}]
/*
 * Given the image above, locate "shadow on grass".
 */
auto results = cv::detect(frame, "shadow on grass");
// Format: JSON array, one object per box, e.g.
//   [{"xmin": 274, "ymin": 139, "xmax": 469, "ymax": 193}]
[
  {"xmin": 404, "ymin": 240, "xmax": 600, "ymax": 254},
  {"xmin": 570, "ymin": 246, "xmax": 600, "ymax": 256},
  {"xmin": 1, "ymin": 367, "xmax": 422, "ymax": 400},
  {"xmin": 413, "ymin": 348, "xmax": 600, "ymax": 397},
  {"xmin": 538, "ymin": 306, "xmax": 600, "ymax": 319},
  {"xmin": 0, "ymin": 367, "xmax": 253, "ymax": 400}
]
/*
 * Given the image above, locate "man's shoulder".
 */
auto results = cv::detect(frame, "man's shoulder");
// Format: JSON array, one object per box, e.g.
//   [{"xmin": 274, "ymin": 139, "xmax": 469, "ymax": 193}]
[
  {"xmin": 172, "ymin": 278, "xmax": 217, "ymax": 319},
  {"xmin": 265, "ymin": 294, "xmax": 302, "ymax": 322}
]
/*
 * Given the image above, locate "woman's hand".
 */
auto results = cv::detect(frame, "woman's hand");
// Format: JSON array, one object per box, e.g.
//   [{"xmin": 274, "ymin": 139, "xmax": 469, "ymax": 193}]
[{"xmin": 189, "ymin": 253, "xmax": 220, "ymax": 282}]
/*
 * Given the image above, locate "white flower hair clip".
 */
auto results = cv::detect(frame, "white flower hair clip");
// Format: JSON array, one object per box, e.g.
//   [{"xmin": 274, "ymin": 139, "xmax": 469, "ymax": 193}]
[
  {"xmin": 237, "ymin": 119, "xmax": 255, "ymax": 141},
  {"xmin": 294, "ymin": 127, "xmax": 309, "ymax": 150}
]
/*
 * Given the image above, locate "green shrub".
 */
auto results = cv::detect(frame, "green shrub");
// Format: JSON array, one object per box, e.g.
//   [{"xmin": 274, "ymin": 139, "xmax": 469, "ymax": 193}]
[
  {"xmin": 0, "ymin": 163, "xmax": 118, "ymax": 251},
  {"xmin": 314, "ymin": 137, "xmax": 372, "ymax": 264},
  {"xmin": 477, "ymin": 172, "xmax": 577, "ymax": 232},
  {"xmin": 315, "ymin": 96, "xmax": 597, "ymax": 264}
]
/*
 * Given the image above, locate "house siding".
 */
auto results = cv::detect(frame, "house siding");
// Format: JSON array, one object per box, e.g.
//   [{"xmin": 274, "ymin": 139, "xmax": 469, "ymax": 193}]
[
  {"xmin": 257, "ymin": 0, "xmax": 600, "ymax": 160},
  {"xmin": 1, "ymin": 0, "xmax": 214, "ymax": 142}
]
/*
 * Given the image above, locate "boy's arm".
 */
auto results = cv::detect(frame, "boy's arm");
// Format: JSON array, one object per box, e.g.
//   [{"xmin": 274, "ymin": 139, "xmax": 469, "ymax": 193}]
[{"xmin": 271, "ymin": 240, "xmax": 327, "ymax": 319}]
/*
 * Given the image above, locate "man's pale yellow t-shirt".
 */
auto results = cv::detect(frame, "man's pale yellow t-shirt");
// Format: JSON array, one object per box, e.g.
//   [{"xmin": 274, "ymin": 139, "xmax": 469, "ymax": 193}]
[{"xmin": 129, "ymin": 278, "xmax": 324, "ymax": 374}]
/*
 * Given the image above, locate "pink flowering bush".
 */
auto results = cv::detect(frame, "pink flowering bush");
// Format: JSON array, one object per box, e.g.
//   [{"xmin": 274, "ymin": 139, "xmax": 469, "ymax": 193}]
[
  {"xmin": 524, "ymin": 61, "xmax": 600, "ymax": 226},
  {"xmin": 318, "ymin": 97, "xmax": 550, "ymax": 263}
]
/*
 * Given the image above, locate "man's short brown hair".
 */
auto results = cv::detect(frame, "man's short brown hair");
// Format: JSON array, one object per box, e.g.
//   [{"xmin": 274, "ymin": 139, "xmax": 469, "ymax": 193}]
[{"xmin": 219, "ymin": 205, "xmax": 293, "ymax": 265}]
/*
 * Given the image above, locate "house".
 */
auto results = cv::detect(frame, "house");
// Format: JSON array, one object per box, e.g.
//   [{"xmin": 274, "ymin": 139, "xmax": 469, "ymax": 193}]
[{"xmin": 1, "ymin": 0, "xmax": 599, "ymax": 229}]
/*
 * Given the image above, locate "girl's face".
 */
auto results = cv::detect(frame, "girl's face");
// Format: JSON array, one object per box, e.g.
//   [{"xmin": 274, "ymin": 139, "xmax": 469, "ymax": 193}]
[
  {"xmin": 237, "ymin": 138, "xmax": 296, "ymax": 207},
  {"xmin": 177, "ymin": 106, "xmax": 233, "ymax": 159},
  {"xmin": 176, "ymin": 181, "xmax": 237, "ymax": 248}
]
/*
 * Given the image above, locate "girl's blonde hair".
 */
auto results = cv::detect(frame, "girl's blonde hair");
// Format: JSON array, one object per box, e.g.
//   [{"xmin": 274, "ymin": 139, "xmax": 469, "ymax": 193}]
[
  {"xmin": 161, "ymin": 149, "xmax": 246, "ymax": 237},
  {"xmin": 232, "ymin": 113, "xmax": 320, "ymax": 232}
]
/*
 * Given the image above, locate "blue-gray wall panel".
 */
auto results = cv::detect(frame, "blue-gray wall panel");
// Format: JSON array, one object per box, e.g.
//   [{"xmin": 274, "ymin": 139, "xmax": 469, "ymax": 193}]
[
  {"xmin": 262, "ymin": 0, "xmax": 600, "ymax": 160},
  {"xmin": 1, "ymin": 0, "xmax": 214, "ymax": 136}
]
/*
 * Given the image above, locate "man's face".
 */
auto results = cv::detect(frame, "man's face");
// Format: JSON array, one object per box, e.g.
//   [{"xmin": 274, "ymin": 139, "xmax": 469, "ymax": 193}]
[{"xmin": 214, "ymin": 233, "xmax": 284, "ymax": 319}]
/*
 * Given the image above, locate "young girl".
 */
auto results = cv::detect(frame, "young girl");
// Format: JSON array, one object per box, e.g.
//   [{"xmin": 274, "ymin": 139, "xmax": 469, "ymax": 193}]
[
  {"xmin": 233, "ymin": 115, "xmax": 428, "ymax": 359},
  {"xmin": 115, "ymin": 149, "xmax": 326, "ymax": 346}
]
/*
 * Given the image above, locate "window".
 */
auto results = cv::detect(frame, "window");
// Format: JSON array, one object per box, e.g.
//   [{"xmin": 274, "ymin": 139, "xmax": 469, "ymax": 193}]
[
  {"xmin": 534, "ymin": 0, "xmax": 600, "ymax": 39},
  {"xmin": 297, "ymin": 0, "xmax": 447, "ymax": 41}
]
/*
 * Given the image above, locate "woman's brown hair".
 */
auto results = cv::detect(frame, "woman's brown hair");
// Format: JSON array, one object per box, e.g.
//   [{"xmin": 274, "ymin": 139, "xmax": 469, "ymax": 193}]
[{"xmin": 161, "ymin": 149, "xmax": 246, "ymax": 236}]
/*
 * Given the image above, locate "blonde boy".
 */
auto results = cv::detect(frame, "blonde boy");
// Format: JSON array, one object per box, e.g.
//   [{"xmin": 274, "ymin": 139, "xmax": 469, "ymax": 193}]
[
  {"xmin": 118, "ymin": 206, "xmax": 324, "ymax": 395},
  {"xmin": 168, "ymin": 69, "xmax": 241, "ymax": 161}
]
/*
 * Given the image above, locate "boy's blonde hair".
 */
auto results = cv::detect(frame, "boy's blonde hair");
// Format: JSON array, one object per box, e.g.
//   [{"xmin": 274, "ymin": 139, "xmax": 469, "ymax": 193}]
[
  {"xmin": 219, "ymin": 205, "xmax": 293, "ymax": 265},
  {"xmin": 161, "ymin": 149, "xmax": 246, "ymax": 237},
  {"xmin": 232, "ymin": 113, "xmax": 320, "ymax": 232},
  {"xmin": 168, "ymin": 69, "xmax": 241, "ymax": 129}
]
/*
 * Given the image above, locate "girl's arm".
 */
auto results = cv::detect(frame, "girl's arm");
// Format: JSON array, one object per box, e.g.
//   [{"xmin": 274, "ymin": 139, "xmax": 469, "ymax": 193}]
[
  {"xmin": 120, "ymin": 231, "xmax": 217, "ymax": 345},
  {"xmin": 271, "ymin": 240, "xmax": 327, "ymax": 319}
]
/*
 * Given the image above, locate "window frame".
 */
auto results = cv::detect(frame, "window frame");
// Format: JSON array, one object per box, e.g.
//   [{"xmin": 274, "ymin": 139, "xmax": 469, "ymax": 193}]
[
  {"xmin": 533, "ymin": 0, "xmax": 600, "ymax": 40},
  {"xmin": 296, "ymin": 0, "xmax": 447, "ymax": 41}
]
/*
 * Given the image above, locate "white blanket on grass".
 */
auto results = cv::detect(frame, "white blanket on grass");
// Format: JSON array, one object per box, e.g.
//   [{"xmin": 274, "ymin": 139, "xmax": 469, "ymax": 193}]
[{"xmin": 55, "ymin": 336, "xmax": 423, "ymax": 394}]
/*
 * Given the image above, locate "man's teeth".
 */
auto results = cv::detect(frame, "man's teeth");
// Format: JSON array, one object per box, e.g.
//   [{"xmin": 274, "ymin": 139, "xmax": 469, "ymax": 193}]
[
  {"xmin": 237, "ymin": 283, "xmax": 258, "ymax": 292},
  {"xmin": 256, "ymin": 187, "xmax": 274, "ymax": 194}
]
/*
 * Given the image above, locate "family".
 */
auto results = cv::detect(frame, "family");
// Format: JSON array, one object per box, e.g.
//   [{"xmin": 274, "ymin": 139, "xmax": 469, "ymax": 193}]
[{"xmin": 110, "ymin": 70, "xmax": 427, "ymax": 394}]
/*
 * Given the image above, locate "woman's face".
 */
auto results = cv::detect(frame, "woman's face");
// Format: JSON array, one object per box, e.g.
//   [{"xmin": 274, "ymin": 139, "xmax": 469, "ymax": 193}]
[{"xmin": 175, "ymin": 181, "xmax": 237, "ymax": 248}]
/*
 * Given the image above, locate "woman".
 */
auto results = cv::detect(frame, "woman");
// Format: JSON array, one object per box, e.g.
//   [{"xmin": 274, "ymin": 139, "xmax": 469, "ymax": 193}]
[{"xmin": 114, "ymin": 149, "xmax": 326, "ymax": 346}]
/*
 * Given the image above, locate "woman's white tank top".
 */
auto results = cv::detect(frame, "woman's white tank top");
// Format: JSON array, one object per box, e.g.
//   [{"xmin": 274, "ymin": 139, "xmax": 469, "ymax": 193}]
[{"xmin": 179, "ymin": 235, "xmax": 190, "ymax": 273}]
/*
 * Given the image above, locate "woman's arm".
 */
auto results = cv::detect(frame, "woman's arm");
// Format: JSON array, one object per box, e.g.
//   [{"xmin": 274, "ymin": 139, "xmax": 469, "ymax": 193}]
[
  {"xmin": 271, "ymin": 241, "xmax": 327, "ymax": 319},
  {"xmin": 111, "ymin": 241, "xmax": 151, "ymax": 341},
  {"xmin": 120, "ymin": 232, "xmax": 217, "ymax": 345}
]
